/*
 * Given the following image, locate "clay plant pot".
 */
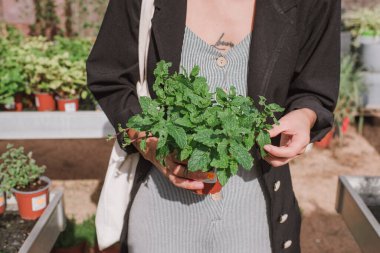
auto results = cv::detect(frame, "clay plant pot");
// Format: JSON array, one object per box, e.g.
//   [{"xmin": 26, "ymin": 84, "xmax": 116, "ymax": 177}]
[
  {"xmin": 315, "ymin": 129, "xmax": 335, "ymax": 149},
  {"xmin": 341, "ymin": 117, "xmax": 350, "ymax": 135},
  {"xmin": 11, "ymin": 176, "xmax": 51, "ymax": 220},
  {"xmin": 190, "ymin": 168, "xmax": 222, "ymax": 195},
  {"xmin": 51, "ymin": 241, "xmax": 86, "ymax": 253},
  {"xmin": 57, "ymin": 97, "xmax": 79, "ymax": 112},
  {"xmin": 89, "ymin": 242, "xmax": 120, "ymax": 253},
  {"xmin": 35, "ymin": 93, "xmax": 56, "ymax": 111},
  {"xmin": 0, "ymin": 191, "xmax": 6, "ymax": 216},
  {"xmin": 14, "ymin": 93, "xmax": 23, "ymax": 111}
]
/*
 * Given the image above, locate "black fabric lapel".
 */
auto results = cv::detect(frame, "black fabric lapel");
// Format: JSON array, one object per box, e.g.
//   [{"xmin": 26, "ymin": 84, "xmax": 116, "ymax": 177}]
[
  {"xmin": 151, "ymin": 0, "xmax": 295, "ymax": 99},
  {"xmin": 151, "ymin": 0, "xmax": 187, "ymax": 74}
]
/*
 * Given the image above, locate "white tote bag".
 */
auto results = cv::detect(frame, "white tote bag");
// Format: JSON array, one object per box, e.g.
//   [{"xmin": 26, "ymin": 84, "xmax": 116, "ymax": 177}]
[{"xmin": 96, "ymin": 0, "xmax": 154, "ymax": 250}]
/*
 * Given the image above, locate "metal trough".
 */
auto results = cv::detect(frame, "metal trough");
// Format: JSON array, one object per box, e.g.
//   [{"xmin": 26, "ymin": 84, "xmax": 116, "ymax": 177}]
[
  {"xmin": 336, "ymin": 175, "xmax": 380, "ymax": 253},
  {"xmin": 5, "ymin": 188, "xmax": 66, "ymax": 253}
]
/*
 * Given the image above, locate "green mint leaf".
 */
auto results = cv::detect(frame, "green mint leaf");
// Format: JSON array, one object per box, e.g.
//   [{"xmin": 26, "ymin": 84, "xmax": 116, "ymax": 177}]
[
  {"xmin": 167, "ymin": 123, "xmax": 187, "ymax": 149},
  {"xmin": 229, "ymin": 141, "xmax": 253, "ymax": 170},
  {"xmin": 193, "ymin": 129, "xmax": 215, "ymax": 147},
  {"xmin": 188, "ymin": 148, "xmax": 210, "ymax": 172},
  {"xmin": 256, "ymin": 130, "xmax": 271, "ymax": 157}
]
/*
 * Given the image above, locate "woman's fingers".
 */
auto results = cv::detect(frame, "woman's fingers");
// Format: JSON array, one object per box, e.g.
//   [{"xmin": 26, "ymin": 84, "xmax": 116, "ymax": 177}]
[
  {"xmin": 165, "ymin": 155, "xmax": 209, "ymax": 181},
  {"xmin": 167, "ymin": 174, "xmax": 204, "ymax": 190}
]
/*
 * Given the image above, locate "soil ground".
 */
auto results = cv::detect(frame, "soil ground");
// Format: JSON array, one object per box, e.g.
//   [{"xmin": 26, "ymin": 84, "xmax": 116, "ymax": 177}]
[{"xmin": 1, "ymin": 127, "xmax": 379, "ymax": 253}]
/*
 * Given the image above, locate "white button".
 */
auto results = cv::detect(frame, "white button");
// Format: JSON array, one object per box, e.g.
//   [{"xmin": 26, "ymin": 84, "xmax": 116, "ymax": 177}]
[
  {"xmin": 274, "ymin": 180, "xmax": 281, "ymax": 191},
  {"xmin": 279, "ymin": 214, "xmax": 288, "ymax": 223},
  {"xmin": 283, "ymin": 240, "xmax": 292, "ymax": 249},
  {"xmin": 216, "ymin": 56, "xmax": 227, "ymax": 67}
]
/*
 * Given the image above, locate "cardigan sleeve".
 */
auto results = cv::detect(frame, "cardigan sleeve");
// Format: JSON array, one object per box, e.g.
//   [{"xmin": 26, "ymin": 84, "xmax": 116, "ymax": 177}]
[
  {"xmin": 86, "ymin": 0, "xmax": 142, "ymax": 153},
  {"xmin": 285, "ymin": 0, "xmax": 340, "ymax": 142}
]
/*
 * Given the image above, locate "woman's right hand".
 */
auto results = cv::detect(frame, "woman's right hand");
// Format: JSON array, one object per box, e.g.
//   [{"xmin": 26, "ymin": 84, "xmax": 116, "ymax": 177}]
[{"xmin": 127, "ymin": 129, "xmax": 207, "ymax": 190}]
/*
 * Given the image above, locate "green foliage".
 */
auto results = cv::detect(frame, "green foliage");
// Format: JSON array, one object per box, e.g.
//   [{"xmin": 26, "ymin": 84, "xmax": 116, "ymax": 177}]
[
  {"xmin": 0, "ymin": 144, "xmax": 46, "ymax": 195},
  {"xmin": 0, "ymin": 28, "xmax": 92, "ymax": 101},
  {"xmin": 121, "ymin": 61, "xmax": 284, "ymax": 186},
  {"xmin": 0, "ymin": 26, "xmax": 27, "ymax": 106},
  {"xmin": 343, "ymin": 7, "xmax": 380, "ymax": 44},
  {"xmin": 335, "ymin": 55, "xmax": 364, "ymax": 137},
  {"xmin": 54, "ymin": 215, "xmax": 96, "ymax": 248}
]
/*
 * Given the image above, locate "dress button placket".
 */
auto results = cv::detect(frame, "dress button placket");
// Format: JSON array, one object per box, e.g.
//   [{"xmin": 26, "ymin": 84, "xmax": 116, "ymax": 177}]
[
  {"xmin": 274, "ymin": 180, "xmax": 281, "ymax": 192},
  {"xmin": 283, "ymin": 240, "xmax": 292, "ymax": 249},
  {"xmin": 279, "ymin": 213, "xmax": 288, "ymax": 223},
  {"xmin": 216, "ymin": 56, "xmax": 227, "ymax": 67}
]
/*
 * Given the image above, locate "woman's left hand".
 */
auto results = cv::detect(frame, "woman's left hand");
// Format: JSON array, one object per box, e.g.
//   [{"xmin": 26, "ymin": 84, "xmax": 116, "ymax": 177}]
[{"xmin": 263, "ymin": 108, "xmax": 317, "ymax": 167}]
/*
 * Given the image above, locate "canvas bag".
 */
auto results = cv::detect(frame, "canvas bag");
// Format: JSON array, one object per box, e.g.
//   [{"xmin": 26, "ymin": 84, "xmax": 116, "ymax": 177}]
[{"xmin": 95, "ymin": 0, "xmax": 155, "ymax": 249}]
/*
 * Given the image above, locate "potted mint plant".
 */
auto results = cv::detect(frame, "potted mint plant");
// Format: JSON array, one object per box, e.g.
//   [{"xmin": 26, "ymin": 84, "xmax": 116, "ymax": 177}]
[
  {"xmin": 119, "ymin": 61, "xmax": 283, "ymax": 195},
  {"xmin": 0, "ymin": 144, "xmax": 50, "ymax": 220}
]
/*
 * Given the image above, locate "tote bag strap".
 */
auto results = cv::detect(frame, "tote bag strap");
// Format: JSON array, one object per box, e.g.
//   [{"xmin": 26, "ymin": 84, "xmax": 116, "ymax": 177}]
[{"xmin": 137, "ymin": 0, "xmax": 155, "ymax": 98}]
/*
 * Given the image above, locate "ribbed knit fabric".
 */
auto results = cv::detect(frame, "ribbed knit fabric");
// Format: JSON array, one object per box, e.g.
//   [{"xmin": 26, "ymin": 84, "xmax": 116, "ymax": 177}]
[{"xmin": 127, "ymin": 26, "xmax": 272, "ymax": 253}]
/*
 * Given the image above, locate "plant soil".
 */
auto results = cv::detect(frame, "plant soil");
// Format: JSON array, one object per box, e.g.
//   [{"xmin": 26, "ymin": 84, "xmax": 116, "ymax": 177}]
[
  {"xmin": 15, "ymin": 179, "xmax": 48, "ymax": 192},
  {"xmin": 0, "ymin": 211, "xmax": 36, "ymax": 253}
]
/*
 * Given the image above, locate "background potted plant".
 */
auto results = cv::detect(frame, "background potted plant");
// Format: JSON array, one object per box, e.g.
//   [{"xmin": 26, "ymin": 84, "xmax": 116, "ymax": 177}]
[
  {"xmin": 315, "ymin": 55, "xmax": 364, "ymax": 148},
  {"xmin": 335, "ymin": 55, "xmax": 364, "ymax": 136},
  {"xmin": 0, "ymin": 144, "xmax": 50, "ymax": 220},
  {"xmin": 343, "ymin": 6, "xmax": 380, "ymax": 71},
  {"xmin": 54, "ymin": 55, "xmax": 87, "ymax": 112},
  {"xmin": 21, "ymin": 37, "xmax": 58, "ymax": 111},
  {"xmin": 52, "ymin": 218, "xmax": 87, "ymax": 253},
  {"xmin": 341, "ymin": 9, "xmax": 352, "ymax": 57},
  {"xmin": 0, "ymin": 25, "xmax": 26, "ymax": 111},
  {"xmin": 0, "ymin": 190, "xmax": 5, "ymax": 216}
]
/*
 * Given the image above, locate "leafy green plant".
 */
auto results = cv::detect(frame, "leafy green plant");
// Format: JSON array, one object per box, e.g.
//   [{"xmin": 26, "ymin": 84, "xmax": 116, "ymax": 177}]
[
  {"xmin": 120, "ymin": 61, "xmax": 283, "ymax": 186},
  {"xmin": 343, "ymin": 7, "xmax": 380, "ymax": 38},
  {"xmin": 0, "ymin": 144, "xmax": 46, "ymax": 195},
  {"xmin": 0, "ymin": 26, "xmax": 26, "ymax": 106},
  {"xmin": 335, "ymin": 55, "xmax": 364, "ymax": 137},
  {"xmin": 76, "ymin": 215, "xmax": 96, "ymax": 247},
  {"xmin": 54, "ymin": 216, "xmax": 96, "ymax": 248}
]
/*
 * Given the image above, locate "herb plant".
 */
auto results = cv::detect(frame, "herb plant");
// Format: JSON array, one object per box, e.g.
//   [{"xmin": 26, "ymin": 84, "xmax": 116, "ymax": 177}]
[
  {"xmin": 0, "ymin": 144, "xmax": 46, "ymax": 195},
  {"xmin": 120, "ymin": 61, "xmax": 284, "ymax": 186}
]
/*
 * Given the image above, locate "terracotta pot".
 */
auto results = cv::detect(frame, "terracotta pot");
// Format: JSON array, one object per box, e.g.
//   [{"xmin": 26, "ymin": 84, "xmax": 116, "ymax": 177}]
[
  {"xmin": 51, "ymin": 241, "xmax": 86, "ymax": 253},
  {"xmin": 14, "ymin": 93, "xmax": 23, "ymax": 111},
  {"xmin": 57, "ymin": 97, "xmax": 79, "ymax": 112},
  {"xmin": 35, "ymin": 93, "xmax": 56, "ymax": 111},
  {"xmin": 315, "ymin": 129, "xmax": 335, "ymax": 149},
  {"xmin": 341, "ymin": 117, "xmax": 350, "ymax": 134},
  {"xmin": 0, "ymin": 191, "xmax": 6, "ymax": 215},
  {"xmin": 12, "ymin": 176, "xmax": 51, "ymax": 220},
  {"xmin": 192, "ymin": 179, "xmax": 222, "ymax": 195}
]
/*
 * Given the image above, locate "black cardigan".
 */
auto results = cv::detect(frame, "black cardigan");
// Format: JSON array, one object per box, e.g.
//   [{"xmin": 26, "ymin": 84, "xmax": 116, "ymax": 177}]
[{"xmin": 86, "ymin": 0, "xmax": 340, "ymax": 252}]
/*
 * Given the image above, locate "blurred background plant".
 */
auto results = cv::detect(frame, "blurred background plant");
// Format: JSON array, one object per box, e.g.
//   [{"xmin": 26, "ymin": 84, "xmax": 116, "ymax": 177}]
[{"xmin": 335, "ymin": 55, "xmax": 365, "ymax": 138}]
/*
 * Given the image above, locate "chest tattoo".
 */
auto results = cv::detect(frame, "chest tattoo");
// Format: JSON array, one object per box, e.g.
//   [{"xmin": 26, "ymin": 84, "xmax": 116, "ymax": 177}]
[{"xmin": 211, "ymin": 33, "xmax": 235, "ymax": 51}]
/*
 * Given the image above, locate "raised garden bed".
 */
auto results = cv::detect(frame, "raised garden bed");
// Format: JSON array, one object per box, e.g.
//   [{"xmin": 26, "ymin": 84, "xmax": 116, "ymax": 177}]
[
  {"xmin": 0, "ymin": 189, "xmax": 66, "ymax": 253},
  {"xmin": 336, "ymin": 175, "xmax": 380, "ymax": 253}
]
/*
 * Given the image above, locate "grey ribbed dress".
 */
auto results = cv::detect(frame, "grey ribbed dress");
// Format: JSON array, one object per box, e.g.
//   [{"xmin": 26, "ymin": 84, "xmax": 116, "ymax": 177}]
[{"xmin": 127, "ymin": 26, "xmax": 272, "ymax": 253}]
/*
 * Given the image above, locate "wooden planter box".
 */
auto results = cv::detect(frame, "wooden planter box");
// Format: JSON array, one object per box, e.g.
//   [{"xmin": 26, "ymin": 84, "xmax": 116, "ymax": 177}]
[
  {"xmin": 4, "ymin": 189, "xmax": 66, "ymax": 253},
  {"xmin": 336, "ymin": 176, "xmax": 380, "ymax": 253}
]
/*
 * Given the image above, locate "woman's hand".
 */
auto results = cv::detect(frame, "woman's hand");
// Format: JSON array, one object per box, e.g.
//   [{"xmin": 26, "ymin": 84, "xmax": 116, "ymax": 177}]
[
  {"xmin": 263, "ymin": 108, "xmax": 317, "ymax": 167},
  {"xmin": 127, "ymin": 129, "xmax": 207, "ymax": 190}
]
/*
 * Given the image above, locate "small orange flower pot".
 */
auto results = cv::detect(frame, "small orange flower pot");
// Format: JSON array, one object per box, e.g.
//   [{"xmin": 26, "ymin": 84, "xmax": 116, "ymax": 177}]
[
  {"xmin": 14, "ymin": 93, "xmax": 23, "ymax": 111},
  {"xmin": 315, "ymin": 129, "xmax": 335, "ymax": 149},
  {"xmin": 0, "ymin": 192, "xmax": 6, "ymax": 216},
  {"xmin": 35, "ymin": 93, "xmax": 56, "ymax": 111},
  {"xmin": 12, "ymin": 176, "xmax": 51, "ymax": 220},
  {"xmin": 192, "ymin": 180, "xmax": 222, "ymax": 195},
  {"xmin": 57, "ymin": 97, "xmax": 79, "ymax": 112}
]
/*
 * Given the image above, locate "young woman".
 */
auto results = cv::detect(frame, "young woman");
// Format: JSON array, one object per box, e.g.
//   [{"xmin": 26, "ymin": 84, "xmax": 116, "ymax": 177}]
[{"xmin": 86, "ymin": 0, "xmax": 340, "ymax": 252}]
